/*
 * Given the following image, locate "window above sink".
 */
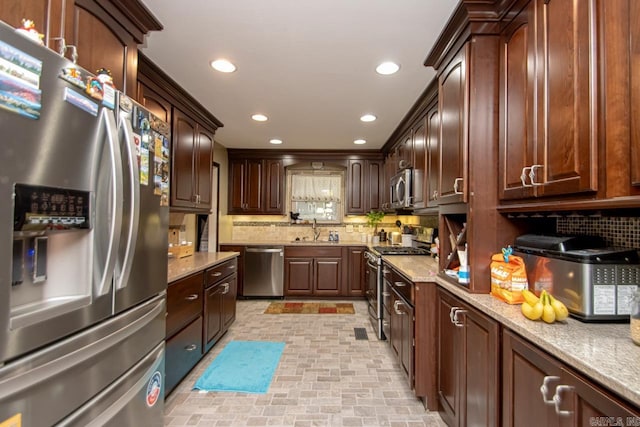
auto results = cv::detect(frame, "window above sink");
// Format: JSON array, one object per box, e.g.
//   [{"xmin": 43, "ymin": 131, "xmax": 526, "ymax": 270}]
[{"xmin": 287, "ymin": 167, "xmax": 344, "ymax": 224}]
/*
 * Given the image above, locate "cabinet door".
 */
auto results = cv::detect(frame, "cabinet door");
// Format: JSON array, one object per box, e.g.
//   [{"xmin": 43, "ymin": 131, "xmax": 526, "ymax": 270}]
[
  {"xmin": 243, "ymin": 159, "xmax": 263, "ymax": 213},
  {"xmin": 389, "ymin": 290, "xmax": 403, "ymax": 360},
  {"xmin": 437, "ymin": 289, "xmax": 460, "ymax": 427},
  {"xmin": 69, "ymin": 1, "xmax": 137, "ymax": 96},
  {"xmin": 172, "ymin": 109, "xmax": 197, "ymax": 208},
  {"xmin": 502, "ymin": 329, "xmax": 563, "ymax": 427},
  {"xmin": 412, "ymin": 117, "xmax": 427, "ymax": 209},
  {"xmin": 367, "ymin": 160, "xmax": 382, "ymax": 211},
  {"xmin": 499, "ymin": 1, "xmax": 537, "ymax": 200},
  {"xmin": 263, "ymin": 159, "xmax": 284, "ymax": 214},
  {"xmin": 284, "ymin": 258, "xmax": 313, "ymax": 296},
  {"xmin": 399, "ymin": 296, "xmax": 414, "ymax": 386},
  {"xmin": 426, "ymin": 103, "xmax": 441, "ymax": 207},
  {"xmin": 221, "ymin": 274, "xmax": 237, "ymax": 330},
  {"xmin": 204, "ymin": 283, "xmax": 224, "ymax": 348},
  {"xmin": 314, "ymin": 258, "xmax": 341, "ymax": 296},
  {"xmin": 535, "ymin": 0, "xmax": 597, "ymax": 197},
  {"xmin": 382, "ymin": 155, "xmax": 396, "ymax": 211},
  {"xmin": 460, "ymin": 305, "xmax": 499, "ymax": 427},
  {"xmin": 195, "ymin": 127, "xmax": 214, "ymax": 210},
  {"xmin": 630, "ymin": 1, "xmax": 640, "ymax": 190},
  {"xmin": 0, "ymin": 0, "xmax": 57, "ymax": 46},
  {"xmin": 346, "ymin": 159, "xmax": 366, "ymax": 214},
  {"xmin": 438, "ymin": 45, "xmax": 468, "ymax": 205},
  {"xmin": 397, "ymin": 132, "xmax": 413, "ymax": 169},
  {"xmin": 346, "ymin": 247, "xmax": 365, "ymax": 297},
  {"xmin": 138, "ymin": 82, "xmax": 172, "ymax": 125},
  {"xmin": 228, "ymin": 159, "xmax": 246, "ymax": 213}
]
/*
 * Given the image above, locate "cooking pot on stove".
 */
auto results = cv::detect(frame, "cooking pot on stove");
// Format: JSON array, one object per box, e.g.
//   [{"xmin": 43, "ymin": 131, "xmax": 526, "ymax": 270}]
[{"xmin": 389, "ymin": 232, "xmax": 402, "ymax": 245}]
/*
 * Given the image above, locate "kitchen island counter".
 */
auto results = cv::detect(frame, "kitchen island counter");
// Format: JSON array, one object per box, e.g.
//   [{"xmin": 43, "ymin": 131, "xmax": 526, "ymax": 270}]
[
  {"xmin": 381, "ymin": 255, "xmax": 640, "ymax": 408},
  {"xmin": 168, "ymin": 252, "xmax": 239, "ymax": 282}
]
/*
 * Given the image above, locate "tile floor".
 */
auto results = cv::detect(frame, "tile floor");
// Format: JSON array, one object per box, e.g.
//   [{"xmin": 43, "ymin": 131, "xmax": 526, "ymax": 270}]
[{"xmin": 164, "ymin": 299, "xmax": 445, "ymax": 427}]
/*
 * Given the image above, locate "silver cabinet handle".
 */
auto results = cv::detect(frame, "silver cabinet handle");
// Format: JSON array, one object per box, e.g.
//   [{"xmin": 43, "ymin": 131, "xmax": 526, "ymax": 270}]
[
  {"xmin": 382, "ymin": 292, "xmax": 391, "ymax": 297},
  {"xmin": 521, "ymin": 166, "xmax": 533, "ymax": 187},
  {"xmin": 184, "ymin": 344, "xmax": 197, "ymax": 352},
  {"xmin": 382, "ymin": 320, "xmax": 390, "ymax": 327},
  {"xmin": 449, "ymin": 306, "xmax": 461, "ymax": 323},
  {"xmin": 229, "ymin": 265, "xmax": 236, "ymax": 269},
  {"xmin": 211, "ymin": 271, "xmax": 222, "ymax": 277},
  {"xmin": 393, "ymin": 300, "xmax": 404, "ymax": 315},
  {"xmin": 540, "ymin": 376, "xmax": 560, "ymax": 404},
  {"xmin": 529, "ymin": 164, "xmax": 544, "ymax": 186},
  {"xmin": 222, "ymin": 283, "xmax": 230, "ymax": 294},
  {"xmin": 552, "ymin": 385, "xmax": 575, "ymax": 416},
  {"xmin": 451, "ymin": 308, "xmax": 467, "ymax": 327},
  {"xmin": 185, "ymin": 294, "xmax": 199, "ymax": 301},
  {"xmin": 394, "ymin": 281, "xmax": 406, "ymax": 287},
  {"xmin": 453, "ymin": 177, "xmax": 464, "ymax": 194},
  {"xmin": 382, "ymin": 268, "xmax": 390, "ymax": 274}
]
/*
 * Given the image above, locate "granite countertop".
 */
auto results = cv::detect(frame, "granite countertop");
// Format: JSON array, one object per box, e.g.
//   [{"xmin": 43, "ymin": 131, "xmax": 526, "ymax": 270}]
[
  {"xmin": 168, "ymin": 252, "xmax": 239, "ymax": 282},
  {"xmin": 381, "ymin": 255, "xmax": 640, "ymax": 408}
]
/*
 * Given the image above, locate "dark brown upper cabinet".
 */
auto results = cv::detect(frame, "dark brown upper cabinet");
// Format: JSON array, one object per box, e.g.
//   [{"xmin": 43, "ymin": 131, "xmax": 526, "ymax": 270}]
[
  {"xmin": 499, "ymin": 0, "xmax": 598, "ymax": 201},
  {"xmin": 228, "ymin": 159, "xmax": 264, "ymax": 214},
  {"xmin": 437, "ymin": 45, "xmax": 468, "ymax": 205},
  {"xmin": 1, "ymin": 0, "xmax": 162, "ymax": 97},
  {"xmin": 346, "ymin": 159, "xmax": 382, "ymax": 214},
  {"xmin": 138, "ymin": 55, "xmax": 223, "ymax": 213}
]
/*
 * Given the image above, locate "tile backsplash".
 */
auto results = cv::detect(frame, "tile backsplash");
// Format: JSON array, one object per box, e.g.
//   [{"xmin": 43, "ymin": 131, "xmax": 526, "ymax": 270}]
[{"xmin": 556, "ymin": 216, "xmax": 640, "ymax": 249}]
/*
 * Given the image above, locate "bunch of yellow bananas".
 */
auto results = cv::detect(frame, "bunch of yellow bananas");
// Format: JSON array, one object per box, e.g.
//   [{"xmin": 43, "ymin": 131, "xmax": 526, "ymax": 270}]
[{"xmin": 521, "ymin": 289, "xmax": 569, "ymax": 323}]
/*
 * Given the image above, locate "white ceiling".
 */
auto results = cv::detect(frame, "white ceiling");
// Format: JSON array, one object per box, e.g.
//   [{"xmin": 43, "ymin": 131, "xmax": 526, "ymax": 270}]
[{"xmin": 139, "ymin": 0, "xmax": 457, "ymax": 151}]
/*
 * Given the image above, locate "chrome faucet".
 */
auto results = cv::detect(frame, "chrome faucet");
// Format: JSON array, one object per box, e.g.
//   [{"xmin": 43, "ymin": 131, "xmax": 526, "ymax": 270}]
[{"xmin": 312, "ymin": 218, "xmax": 321, "ymax": 241}]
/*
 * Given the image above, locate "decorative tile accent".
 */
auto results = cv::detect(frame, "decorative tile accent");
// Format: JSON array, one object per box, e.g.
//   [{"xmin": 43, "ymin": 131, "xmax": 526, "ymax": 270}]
[{"xmin": 557, "ymin": 216, "xmax": 640, "ymax": 249}]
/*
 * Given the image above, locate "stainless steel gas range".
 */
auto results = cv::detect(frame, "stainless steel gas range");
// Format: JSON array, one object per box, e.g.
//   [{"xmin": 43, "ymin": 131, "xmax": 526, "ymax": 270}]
[{"xmin": 364, "ymin": 246, "xmax": 431, "ymax": 340}]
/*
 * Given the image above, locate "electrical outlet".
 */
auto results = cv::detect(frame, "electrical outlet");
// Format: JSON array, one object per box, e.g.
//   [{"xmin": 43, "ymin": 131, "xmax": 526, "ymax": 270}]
[{"xmin": 346, "ymin": 224, "xmax": 354, "ymax": 233}]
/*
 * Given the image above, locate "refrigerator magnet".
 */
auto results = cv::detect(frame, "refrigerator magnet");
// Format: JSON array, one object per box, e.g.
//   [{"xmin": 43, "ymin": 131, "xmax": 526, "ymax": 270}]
[
  {"xmin": 59, "ymin": 67, "xmax": 85, "ymax": 90},
  {"xmin": 63, "ymin": 87, "xmax": 98, "ymax": 116},
  {"xmin": 140, "ymin": 147, "xmax": 149, "ymax": 186}
]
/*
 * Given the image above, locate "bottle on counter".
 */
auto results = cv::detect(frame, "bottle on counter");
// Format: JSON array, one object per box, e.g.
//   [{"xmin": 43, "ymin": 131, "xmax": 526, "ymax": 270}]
[
  {"xmin": 379, "ymin": 229, "xmax": 386, "ymax": 242},
  {"xmin": 334, "ymin": 230, "xmax": 339, "ymax": 242},
  {"xmin": 328, "ymin": 231, "xmax": 334, "ymax": 242}
]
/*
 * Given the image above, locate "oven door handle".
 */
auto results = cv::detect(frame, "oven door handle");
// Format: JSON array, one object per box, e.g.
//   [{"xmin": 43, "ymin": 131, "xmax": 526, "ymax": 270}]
[{"xmin": 366, "ymin": 261, "xmax": 378, "ymax": 269}]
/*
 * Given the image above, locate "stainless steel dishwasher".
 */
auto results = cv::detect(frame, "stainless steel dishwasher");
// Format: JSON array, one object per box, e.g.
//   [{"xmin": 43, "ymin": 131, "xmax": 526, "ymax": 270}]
[{"xmin": 243, "ymin": 246, "xmax": 284, "ymax": 297}]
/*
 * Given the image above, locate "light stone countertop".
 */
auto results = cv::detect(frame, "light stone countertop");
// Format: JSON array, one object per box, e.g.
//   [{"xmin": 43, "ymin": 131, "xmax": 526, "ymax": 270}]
[
  {"xmin": 168, "ymin": 252, "xmax": 239, "ymax": 283},
  {"xmin": 381, "ymin": 255, "xmax": 640, "ymax": 409}
]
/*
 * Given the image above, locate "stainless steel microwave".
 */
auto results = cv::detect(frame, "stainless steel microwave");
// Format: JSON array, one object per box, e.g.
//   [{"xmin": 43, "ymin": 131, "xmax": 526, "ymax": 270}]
[{"xmin": 390, "ymin": 168, "xmax": 413, "ymax": 209}]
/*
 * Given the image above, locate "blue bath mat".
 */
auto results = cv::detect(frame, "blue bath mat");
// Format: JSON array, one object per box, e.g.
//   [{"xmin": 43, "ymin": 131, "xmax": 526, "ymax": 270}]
[{"xmin": 193, "ymin": 340, "xmax": 285, "ymax": 394}]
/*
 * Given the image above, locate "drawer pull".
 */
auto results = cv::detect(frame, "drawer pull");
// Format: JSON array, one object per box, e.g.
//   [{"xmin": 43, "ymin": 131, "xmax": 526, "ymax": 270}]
[
  {"xmin": 222, "ymin": 283, "xmax": 230, "ymax": 294},
  {"xmin": 394, "ymin": 281, "xmax": 406, "ymax": 287},
  {"xmin": 382, "ymin": 292, "xmax": 391, "ymax": 297},
  {"xmin": 229, "ymin": 265, "xmax": 236, "ymax": 269},
  {"xmin": 393, "ymin": 300, "xmax": 405, "ymax": 315},
  {"xmin": 540, "ymin": 376, "xmax": 560, "ymax": 404},
  {"xmin": 211, "ymin": 272, "xmax": 222, "ymax": 277},
  {"xmin": 185, "ymin": 294, "xmax": 199, "ymax": 301},
  {"xmin": 184, "ymin": 344, "xmax": 197, "ymax": 352}
]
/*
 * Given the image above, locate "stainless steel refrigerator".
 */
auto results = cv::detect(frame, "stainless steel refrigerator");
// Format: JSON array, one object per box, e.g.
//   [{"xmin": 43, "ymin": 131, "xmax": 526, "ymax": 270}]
[{"xmin": 0, "ymin": 19, "xmax": 170, "ymax": 426}]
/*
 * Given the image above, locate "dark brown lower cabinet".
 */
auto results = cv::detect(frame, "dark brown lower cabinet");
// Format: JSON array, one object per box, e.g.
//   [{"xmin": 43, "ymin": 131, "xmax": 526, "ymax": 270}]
[
  {"xmin": 502, "ymin": 329, "xmax": 640, "ymax": 427},
  {"xmin": 390, "ymin": 288, "xmax": 414, "ymax": 384},
  {"xmin": 165, "ymin": 316, "xmax": 203, "ymax": 394},
  {"xmin": 204, "ymin": 283, "xmax": 224, "ymax": 350},
  {"xmin": 436, "ymin": 287, "xmax": 499, "ymax": 427},
  {"xmin": 284, "ymin": 246, "xmax": 343, "ymax": 297}
]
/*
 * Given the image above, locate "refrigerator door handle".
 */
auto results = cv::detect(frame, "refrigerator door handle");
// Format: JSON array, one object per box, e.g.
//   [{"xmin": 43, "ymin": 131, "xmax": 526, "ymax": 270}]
[
  {"xmin": 115, "ymin": 112, "xmax": 140, "ymax": 290},
  {"xmin": 95, "ymin": 109, "xmax": 124, "ymax": 297}
]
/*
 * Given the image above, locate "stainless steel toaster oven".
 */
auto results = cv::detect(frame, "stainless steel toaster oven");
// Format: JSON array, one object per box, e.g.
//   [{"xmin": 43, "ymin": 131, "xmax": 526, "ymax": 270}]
[{"xmin": 513, "ymin": 234, "xmax": 640, "ymax": 322}]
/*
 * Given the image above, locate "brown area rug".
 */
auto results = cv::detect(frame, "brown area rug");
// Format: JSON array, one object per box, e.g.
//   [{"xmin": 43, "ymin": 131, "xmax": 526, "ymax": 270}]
[{"xmin": 264, "ymin": 302, "xmax": 355, "ymax": 314}]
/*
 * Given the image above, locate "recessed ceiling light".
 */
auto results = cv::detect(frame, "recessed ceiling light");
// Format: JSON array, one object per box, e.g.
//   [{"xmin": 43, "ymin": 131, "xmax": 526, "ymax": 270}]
[
  {"xmin": 252, "ymin": 114, "xmax": 268, "ymax": 122},
  {"xmin": 269, "ymin": 139, "xmax": 283, "ymax": 145},
  {"xmin": 360, "ymin": 114, "xmax": 377, "ymax": 122},
  {"xmin": 376, "ymin": 61, "xmax": 400, "ymax": 75},
  {"xmin": 210, "ymin": 59, "xmax": 236, "ymax": 73},
  {"xmin": 354, "ymin": 139, "xmax": 367, "ymax": 145}
]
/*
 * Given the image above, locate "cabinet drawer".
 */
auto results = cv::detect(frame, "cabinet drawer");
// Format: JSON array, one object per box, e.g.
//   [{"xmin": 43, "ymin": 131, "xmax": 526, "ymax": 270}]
[
  {"xmin": 285, "ymin": 246, "xmax": 342, "ymax": 258},
  {"xmin": 167, "ymin": 273, "xmax": 203, "ymax": 337},
  {"xmin": 206, "ymin": 258, "xmax": 237, "ymax": 285},
  {"xmin": 391, "ymin": 269, "xmax": 414, "ymax": 305},
  {"xmin": 165, "ymin": 316, "xmax": 203, "ymax": 394}
]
